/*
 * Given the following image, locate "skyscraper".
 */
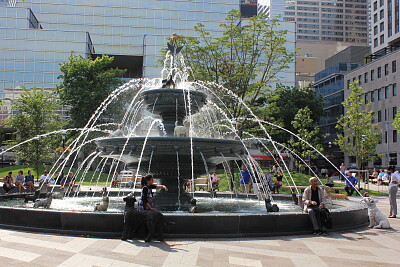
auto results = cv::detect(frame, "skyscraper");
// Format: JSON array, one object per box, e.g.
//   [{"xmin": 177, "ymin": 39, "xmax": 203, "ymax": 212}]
[{"xmin": 258, "ymin": 0, "xmax": 369, "ymax": 87}]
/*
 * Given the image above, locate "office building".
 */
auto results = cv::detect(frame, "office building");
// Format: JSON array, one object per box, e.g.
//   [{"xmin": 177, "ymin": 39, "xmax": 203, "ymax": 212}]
[
  {"xmin": 257, "ymin": 0, "xmax": 369, "ymax": 87},
  {"xmin": 343, "ymin": 0, "xmax": 400, "ymax": 167},
  {"xmin": 0, "ymin": 0, "xmax": 237, "ymax": 123},
  {"xmin": 313, "ymin": 46, "xmax": 369, "ymax": 167}
]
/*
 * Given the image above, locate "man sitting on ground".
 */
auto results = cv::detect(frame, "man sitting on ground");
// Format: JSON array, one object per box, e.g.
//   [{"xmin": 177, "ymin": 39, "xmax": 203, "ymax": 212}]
[{"xmin": 303, "ymin": 177, "xmax": 327, "ymax": 235}]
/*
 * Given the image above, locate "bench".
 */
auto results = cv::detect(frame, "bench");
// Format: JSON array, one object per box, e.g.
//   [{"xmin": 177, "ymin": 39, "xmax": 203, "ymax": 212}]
[{"xmin": 192, "ymin": 177, "xmax": 211, "ymax": 191}]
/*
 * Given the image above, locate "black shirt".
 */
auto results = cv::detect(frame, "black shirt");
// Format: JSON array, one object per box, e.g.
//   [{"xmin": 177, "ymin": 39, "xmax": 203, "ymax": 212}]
[
  {"xmin": 311, "ymin": 187, "xmax": 320, "ymax": 206},
  {"xmin": 142, "ymin": 184, "xmax": 156, "ymax": 204}
]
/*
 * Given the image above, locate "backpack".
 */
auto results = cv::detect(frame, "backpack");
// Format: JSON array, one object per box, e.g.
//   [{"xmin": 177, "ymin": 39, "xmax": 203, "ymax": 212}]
[{"xmin": 321, "ymin": 207, "xmax": 332, "ymax": 229}]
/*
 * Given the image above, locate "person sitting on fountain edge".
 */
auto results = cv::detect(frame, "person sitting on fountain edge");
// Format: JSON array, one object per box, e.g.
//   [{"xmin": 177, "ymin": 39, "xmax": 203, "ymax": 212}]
[
  {"xmin": 138, "ymin": 174, "xmax": 168, "ymax": 211},
  {"xmin": 303, "ymin": 177, "xmax": 327, "ymax": 235}
]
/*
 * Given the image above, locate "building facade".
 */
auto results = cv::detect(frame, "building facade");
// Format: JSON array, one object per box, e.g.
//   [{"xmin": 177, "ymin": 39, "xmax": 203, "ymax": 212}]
[
  {"xmin": 313, "ymin": 46, "xmax": 369, "ymax": 168},
  {"xmin": 343, "ymin": 0, "xmax": 400, "ymax": 168},
  {"xmin": 0, "ymin": 0, "xmax": 237, "ymax": 123},
  {"xmin": 257, "ymin": 0, "xmax": 369, "ymax": 87}
]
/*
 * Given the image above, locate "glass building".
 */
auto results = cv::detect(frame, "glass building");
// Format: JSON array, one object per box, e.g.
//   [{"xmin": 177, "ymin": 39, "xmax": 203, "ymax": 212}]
[{"xmin": 0, "ymin": 0, "xmax": 237, "ymax": 122}]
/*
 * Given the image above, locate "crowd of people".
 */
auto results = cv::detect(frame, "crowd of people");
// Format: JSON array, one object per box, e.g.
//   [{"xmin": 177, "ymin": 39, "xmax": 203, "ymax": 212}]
[{"xmin": 2, "ymin": 170, "xmax": 76, "ymax": 194}]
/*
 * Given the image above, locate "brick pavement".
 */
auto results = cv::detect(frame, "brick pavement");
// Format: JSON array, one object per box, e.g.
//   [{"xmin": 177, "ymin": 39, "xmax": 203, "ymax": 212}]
[{"xmin": 0, "ymin": 195, "xmax": 398, "ymax": 267}]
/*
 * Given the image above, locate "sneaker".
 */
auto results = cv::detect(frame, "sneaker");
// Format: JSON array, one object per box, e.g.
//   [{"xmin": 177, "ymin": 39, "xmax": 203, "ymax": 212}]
[
  {"xmin": 388, "ymin": 215, "xmax": 397, "ymax": 218},
  {"xmin": 313, "ymin": 230, "xmax": 321, "ymax": 235},
  {"xmin": 321, "ymin": 231, "xmax": 328, "ymax": 236}
]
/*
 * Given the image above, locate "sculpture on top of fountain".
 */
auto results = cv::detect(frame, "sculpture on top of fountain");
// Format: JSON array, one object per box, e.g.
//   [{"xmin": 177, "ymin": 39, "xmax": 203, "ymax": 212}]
[{"xmin": 162, "ymin": 33, "xmax": 184, "ymax": 89}]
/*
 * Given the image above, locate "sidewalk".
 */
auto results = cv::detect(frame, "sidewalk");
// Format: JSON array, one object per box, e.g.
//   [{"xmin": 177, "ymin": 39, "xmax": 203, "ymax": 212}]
[{"xmin": 0, "ymin": 195, "xmax": 398, "ymax": 266}]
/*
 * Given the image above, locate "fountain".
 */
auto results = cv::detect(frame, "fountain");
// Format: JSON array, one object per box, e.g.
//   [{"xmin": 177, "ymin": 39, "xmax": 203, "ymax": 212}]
[{"xmin": 0, "ymin": 37, "xmax": 368, "ymax": 237}]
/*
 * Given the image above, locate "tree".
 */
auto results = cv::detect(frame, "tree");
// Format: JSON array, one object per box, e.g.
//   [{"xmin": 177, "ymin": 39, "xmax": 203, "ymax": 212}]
[
  {"xmin": 6, "ymin": 87, "xmax": 63, "ymax": 175},
  {"xmin": 394, "ymin": 110, "xmax": 400, "ymax": 130},
  {"xmin": 335, "ymin": 82, "xmax": 380, "ymax": 169},
  {"xmin": 57, "ymin": 52, "xmax": 126, "ymax": 129},
  {"xmin": 287, "ymin": 107, "xmax": 323, "ymax": 170},
  {"xmin": 177, "ymin": 10, "xmax": 295, "ymax": 119},
  {"xmin": 254, "ymin": 85, "xmax": 323, "ymax": 143}
]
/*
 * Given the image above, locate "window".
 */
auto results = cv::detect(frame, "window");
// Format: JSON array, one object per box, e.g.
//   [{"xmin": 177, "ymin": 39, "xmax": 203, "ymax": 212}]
[
  {"xmin": 364, "ymin": 72, "xmax": 368, "ymax": 83},
  {"xmin": 371, "ymin": 69, "xmax": 375, "ymax": 81},
  {"xmin": 394, "ymin": 130, "xmax": 398, "ymax": 143},
  {"xmin": 380, "ymin": 22, "xmax": 385, "ymax": 31},
  {"xmin": 385, "ymin": 64, "xmax": 389, "ymax": 75},
  {"xmin": 378, "ymin": 66, "xmax": 382, "ymax": 78},
  {"xmin": 364, "ymin": 94, "xmax": 368, "ymax": 104},
  {"xmin": 380, "ymin": 9, "xmax": 384, "ymax": 19},
  {"xmin": 374, "ymin": 13, "xmax": 378, "ymax": 23},
  {"xmin": 380, "ymin": 0, "xmax": 384, "ymax": 6},
  {"xmin": 389, "ymin": 153, "xmax": 397, "ymax": 165},
  {"xmin": 392, "ymin": 60, "xmax": 397, "ymax": 73},
  {"xmin": 393, "ymin": 107, "xmax": 398, "ymax": 119},
  {"xmin": 385, "ymin": 131, "xmax": 388, "ymax": 143},
  {"xmin": 393, "ymin": 83, "xmax": 397, "ymax": 96},
  {"xmin": 380, "ymin": 34, "xmax": 385, "ymax": 44},
  {"xmin": 374, "ymin": 1, "xmax": 378, "ymax": 10},
  {"xmin": 374, "ymin": 38, "xmax": 378, "ymax": 47},
  {"xmin": 385, "ymin": 86, "xmax": 390, "ymax": 98},
  {"xmin": 371, "ymin": 90, "xmax": 375, "ymax": 102},
  {"xmin": 358, "ymin": 75, "xmax": 362, "ymax": 84},
  {"xmin": 385, "ymin": 108, "xmax": 388, "ymax": 121},
  {"xmin": 378, "ymin": 110, "xmax": 382, "ymax": 122},
  {"xmin": 378, "ymin": 88, "xmax": 382, "ymax": 100},
  {"xmin": 372, "ymin": 112, "xmax": 376, "ymax": 123},
  {"xmin": 374, "ymin": 26, "xmax": 378, "ymax": 35}
]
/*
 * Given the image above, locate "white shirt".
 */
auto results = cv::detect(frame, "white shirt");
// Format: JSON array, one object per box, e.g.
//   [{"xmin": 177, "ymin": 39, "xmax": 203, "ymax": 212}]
[
  {"xmin": 40, "ymin": 174, "xmax": 51, "ymax": 183},
  {"xmin": 390, "ymin": 171, "xmax": 400, "ymax": 187}
]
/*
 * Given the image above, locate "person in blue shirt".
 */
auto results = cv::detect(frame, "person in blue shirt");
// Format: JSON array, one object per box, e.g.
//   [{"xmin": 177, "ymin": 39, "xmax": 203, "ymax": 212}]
[
  {"xmin": 239, "ymin": 165, "xmax": 252, "ymax": 193},
  {"xmin": 345, "ymin": 172, "xmax": 358, "ymax": 196}
]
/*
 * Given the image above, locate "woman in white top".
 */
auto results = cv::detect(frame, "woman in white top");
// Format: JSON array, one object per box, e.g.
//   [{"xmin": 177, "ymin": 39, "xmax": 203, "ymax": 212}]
[{"xmin": 387, "ymin": 166, "xmax": 399, "ymax": 218}]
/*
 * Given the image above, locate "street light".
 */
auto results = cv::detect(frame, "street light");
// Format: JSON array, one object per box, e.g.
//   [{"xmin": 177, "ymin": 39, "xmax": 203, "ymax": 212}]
[{"xmin": 1, "ymin": 148, "xmax": 4, "ymax": 167}]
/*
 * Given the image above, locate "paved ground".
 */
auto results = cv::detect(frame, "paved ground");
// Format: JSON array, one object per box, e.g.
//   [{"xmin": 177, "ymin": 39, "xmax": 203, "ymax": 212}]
[{"xmin": 0, "ymin": 195, "xmax": 398, "ymax": 267}]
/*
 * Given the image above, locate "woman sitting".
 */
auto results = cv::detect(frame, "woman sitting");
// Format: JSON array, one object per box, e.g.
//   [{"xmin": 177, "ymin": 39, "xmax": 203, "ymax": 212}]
[
  {"xmin": 15, "ymin": 170, "xmax": 26, "ymax": 193},
  {"xmin": 25, "ymin": 170, "xmax": 35, "ymax": 192},
  {"xmin": 138, "ymin": 174, "xmax": 168, "ymax": 211},
  {"xmin": 2, "ymin": 172, "xmax": 15, "ymax": 194}
]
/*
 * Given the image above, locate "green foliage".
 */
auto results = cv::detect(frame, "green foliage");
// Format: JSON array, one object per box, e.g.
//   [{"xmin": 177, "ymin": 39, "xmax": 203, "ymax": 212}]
[
  {"xmin": 335, "ymin": 82, "xmax": 380, "ymax": 168},
  {"xmin": 5, "ymin": 87, "xmax": 63, "ymax": 175},
  {"xmin": 57, "ymin": 52, "xmax": 126, "ymax": 129},
  {"xmin": 175, "ymin": 10, "xmax": 295, "ymax": 119},
  {"xmin": 257, "ymin": 85, "xmax": 323, "ymax": 143},
  {"xmin": 288, "ymin": 107, "xmax": 323, "ymax": 166},
  {"xmin": 394, "ymin": 109, "xmax": 400, "ymax": 131}
]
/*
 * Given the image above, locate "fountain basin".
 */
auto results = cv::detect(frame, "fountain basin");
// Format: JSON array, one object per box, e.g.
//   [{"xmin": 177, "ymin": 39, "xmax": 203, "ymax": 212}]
[{"xmin": 0, "ymin": 194, "xmax": 368, "ymax": 238}]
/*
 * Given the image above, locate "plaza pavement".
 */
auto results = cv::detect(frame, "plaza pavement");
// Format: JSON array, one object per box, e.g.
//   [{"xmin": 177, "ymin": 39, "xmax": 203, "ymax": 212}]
[{"xmin": 0, "ymin": 195, "xmax": 398, "ymax": 267}]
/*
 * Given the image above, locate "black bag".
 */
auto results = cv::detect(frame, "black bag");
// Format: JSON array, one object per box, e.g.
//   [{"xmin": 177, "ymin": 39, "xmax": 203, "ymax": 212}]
[{"xmin": 320, "ymin": 207, "xmax": 332, "ymax": 229}]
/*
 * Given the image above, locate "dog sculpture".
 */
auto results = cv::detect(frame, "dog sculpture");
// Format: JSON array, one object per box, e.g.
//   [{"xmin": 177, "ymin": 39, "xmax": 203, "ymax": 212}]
[
  {"xmin": 24, "ymin": 190, "xmax": 40, "ymax": 203},
  {"xmin": 189, "ymin": 198, "xmax": 198, "ymax": 213},
  {"xmin": 33, "ymin": 193, "xmax": 53, "ymax": 208},
  {"xmin": 360, "ymin": 197, "xmax": 391, "ymax": 229},
  {"xmin": 174, "ymin": 121, "xmax": 190, "ymax": 137},
  {"xmin": 121, "ymin": 194, "xmax": 170, "ymax": 242},
  {"xmin": 52, "ymin": 187, "xmax": 65, "ymax": 199},
  {"xmin": 94, "ymin": 196, "xmax": 109, "ymax": 212},
  {"xmin": 265, "ymin": 198, "xmax": 279, "ymax": 212},
  {"xmin": 324, "ymin": 186, "xmax": 349, "ymax": 200}
]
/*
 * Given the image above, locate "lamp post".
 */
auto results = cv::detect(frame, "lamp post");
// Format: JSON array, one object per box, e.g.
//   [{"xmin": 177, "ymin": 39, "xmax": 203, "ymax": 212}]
[{"xmin": 1, "ymin": 148, "xmax": 4, "ymax": 167}]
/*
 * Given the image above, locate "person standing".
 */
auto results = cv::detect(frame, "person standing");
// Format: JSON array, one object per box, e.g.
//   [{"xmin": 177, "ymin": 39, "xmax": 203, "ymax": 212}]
[
  {"xmin": 239, "ymin": 165, "xmax": 252, "ymax": 193},
  {"xmin": 210, "ymin": 172, "xmax": 220, "ymax": 191},
  {"xmin": 339, "ymin": 163, "xmax": 346, "ymax": 181},
  {"xmin": 388, "ymin": 166, "xmax": 398, "ymax": 218},
  {"xmin": 264, "ymin": 169, "xmax": 273, "ymax": 190},
  {"xmin": 138, "ymin": 174, "xmax": 168, "ymax": 210},
  {"xmin": 303, "ymin": 177, "xmax": 327, "ymax": 235}
]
